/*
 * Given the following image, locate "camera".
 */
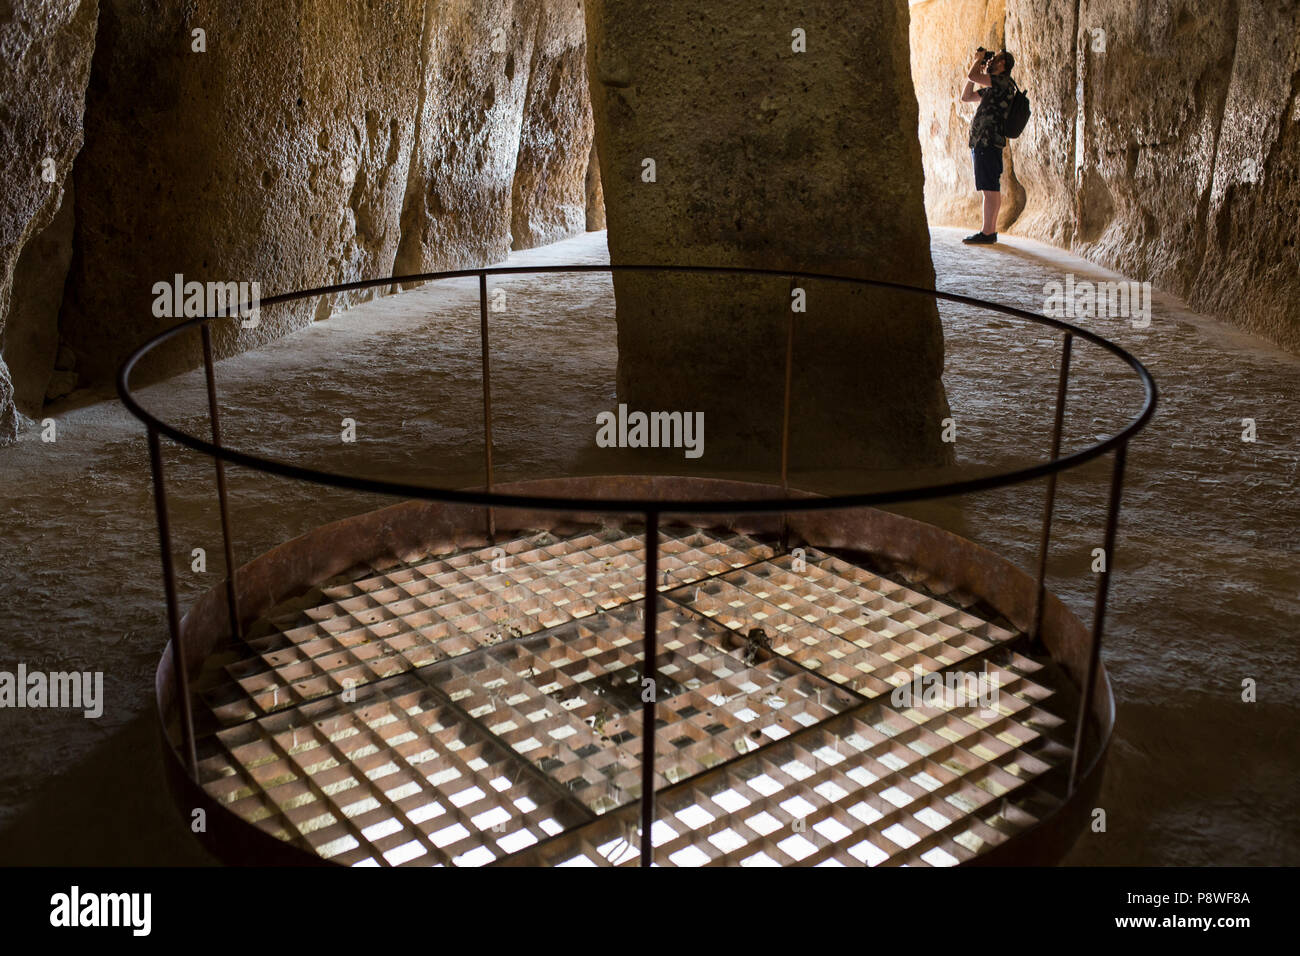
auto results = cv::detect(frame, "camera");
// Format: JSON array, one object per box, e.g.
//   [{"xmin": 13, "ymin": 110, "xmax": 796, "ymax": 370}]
[{"xmin": 977, "ymin": 47, "xmax": 996, "ymax": 64}]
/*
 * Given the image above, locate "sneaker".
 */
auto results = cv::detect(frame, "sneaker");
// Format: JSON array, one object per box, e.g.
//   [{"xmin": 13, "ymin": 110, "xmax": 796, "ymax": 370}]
[{"xmin": 962, "ymin": 231, "xmax": 998, "ymax": 244}]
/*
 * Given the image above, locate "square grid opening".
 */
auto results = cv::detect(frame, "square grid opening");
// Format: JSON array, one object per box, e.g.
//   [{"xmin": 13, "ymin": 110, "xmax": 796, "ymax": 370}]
[{"xmin": 193, "ymin": 525, "xmax": 1073, "ymax": 866}]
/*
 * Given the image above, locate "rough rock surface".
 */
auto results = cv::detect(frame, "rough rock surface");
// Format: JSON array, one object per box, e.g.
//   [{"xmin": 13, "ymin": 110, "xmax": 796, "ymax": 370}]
[
  {"xmin": 393, "ymin": 0, "xmax": 594, "ymax": 276},
  {"xmin": 47, "ymin": 0, "xmax": 594, "ymax": 391},
  {"xmin": 1069, "ymin": 1, "xmax": 1241, "ymax": 302},
  {"xmin": 1162, "ymin": 0, "xmax": 1300, "ymax": 353},
  {"xmin": 1002, "ymin": 0, "xmax": 1078, "ymax": 246},
  {"xmin": 585, "ymin": 0, "xmax": 954, "ymax": 472},
  {"xmin": 913, "ymin": 0, "xmax": 1300, "ymax": 351},
  {"xmin": 0, "ymin": 0, "xmax": 98, "ymax": 441},
  {"xmin": 585, "ymin": 141, "xmax": 606, "ymax": 231},
  {"xmin": 5, "ymin": 185, "xmax": 77, "ymax": 416},
  {"xmin": 510, "ymin": 0, "xmax": 594, "ymax": 249}
]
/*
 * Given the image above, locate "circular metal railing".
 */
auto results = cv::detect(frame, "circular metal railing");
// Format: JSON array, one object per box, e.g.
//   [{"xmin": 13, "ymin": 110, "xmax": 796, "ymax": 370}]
[{"xmin": 118, "ymin": 263, "xmax": 1157, "ymax": 866}]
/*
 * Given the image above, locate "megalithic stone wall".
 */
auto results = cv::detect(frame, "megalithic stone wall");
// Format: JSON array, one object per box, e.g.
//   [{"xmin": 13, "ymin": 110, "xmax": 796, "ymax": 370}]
[
  {"xmin": 0, "ymin": 0, "xmax": 601, "ymax": 440},
  {"xmin": 584, "ymin": 0, "xmax": 954, "ymax": 474},
  {"xmin": 0, "ymin": 1, "xmax": 98, "ymax": 439},
  {"xmin": 58, "ymin": 0, "xmax": 598, "ymax": 391},
  {"xmin": 914, "ymin": 0, "xmax": 1300, "ymax": 353}
]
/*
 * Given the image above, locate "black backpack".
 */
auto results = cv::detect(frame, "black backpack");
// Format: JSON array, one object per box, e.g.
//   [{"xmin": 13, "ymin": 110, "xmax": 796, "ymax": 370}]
[{"xmin": 1004, "ymin": 79, "xmax": 1031, "ymax": 138}]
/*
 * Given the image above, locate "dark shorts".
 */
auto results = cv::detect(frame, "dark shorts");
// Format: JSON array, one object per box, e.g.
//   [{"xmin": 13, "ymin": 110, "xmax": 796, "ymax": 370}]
[{"xmin": 972, "ymin": 146, "xmax": 1003, "ymax": 192}]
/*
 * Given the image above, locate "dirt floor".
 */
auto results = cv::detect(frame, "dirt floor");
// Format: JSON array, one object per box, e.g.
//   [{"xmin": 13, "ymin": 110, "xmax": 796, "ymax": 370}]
[{"xmin": 0, "ymin": 227, "xmax": 1295, "ymax": 865}]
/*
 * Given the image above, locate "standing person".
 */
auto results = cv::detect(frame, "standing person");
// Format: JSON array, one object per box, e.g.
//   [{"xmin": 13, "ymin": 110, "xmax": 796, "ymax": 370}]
[{"xmin": 961, "ymin": 48, "xmax": 1016, "ymax": 244}]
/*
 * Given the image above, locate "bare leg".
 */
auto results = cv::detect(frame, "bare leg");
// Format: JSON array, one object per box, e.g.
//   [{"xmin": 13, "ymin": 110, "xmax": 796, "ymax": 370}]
[{"xmin": 982, "ymin": 190, "xmax": 1002, "ymax": 235}]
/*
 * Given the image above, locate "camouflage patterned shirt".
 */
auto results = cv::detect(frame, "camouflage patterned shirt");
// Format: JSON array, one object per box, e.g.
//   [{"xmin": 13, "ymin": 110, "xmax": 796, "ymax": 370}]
[{"xmin": 969, "ymin": 73, "xmax": 1016, "ymax": 149}]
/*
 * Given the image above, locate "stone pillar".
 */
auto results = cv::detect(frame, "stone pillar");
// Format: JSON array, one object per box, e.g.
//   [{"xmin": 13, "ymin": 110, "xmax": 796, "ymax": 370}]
[{"xmin": 585, "ymin": 0, "xmax": 953, "ymax": 473}]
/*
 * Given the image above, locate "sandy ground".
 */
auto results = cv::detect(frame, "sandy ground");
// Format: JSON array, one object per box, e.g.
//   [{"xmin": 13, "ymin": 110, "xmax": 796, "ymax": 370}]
[{"xmin": 0, "ymin": 227, "xmax": 1295, "ymax": 865}]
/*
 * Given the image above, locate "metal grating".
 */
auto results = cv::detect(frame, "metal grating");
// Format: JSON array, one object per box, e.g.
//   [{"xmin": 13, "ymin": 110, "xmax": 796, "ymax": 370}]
[
  {"xmin": 191, "ymin": 526, "xmax": 1075, "ymax": 866},
  {"xmin": 195, "ymin": 527, "xmax": 769, "ymax": 729}
]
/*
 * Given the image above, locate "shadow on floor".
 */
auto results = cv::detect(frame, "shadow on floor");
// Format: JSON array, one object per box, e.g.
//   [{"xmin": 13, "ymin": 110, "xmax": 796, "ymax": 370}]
[{"xmin": 0, "ymin": 713, "xmax": 218, "ymax": 866}]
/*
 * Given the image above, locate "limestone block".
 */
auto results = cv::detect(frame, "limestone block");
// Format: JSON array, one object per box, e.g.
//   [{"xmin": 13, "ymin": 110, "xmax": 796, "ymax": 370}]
[
  {"xmin": 511, "ymin": 0, "xmax": 594, "ymax": 250},
  {"xmin": 586, "ymin": 0, "xmax": 954, "ymax": 472},
  {"xmin": 0, "ymin": 0, "xmax": 97, "ymax": 441}
]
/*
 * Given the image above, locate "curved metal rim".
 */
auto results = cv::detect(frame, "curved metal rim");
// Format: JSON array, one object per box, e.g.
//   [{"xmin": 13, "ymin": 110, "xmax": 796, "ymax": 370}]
[{"xmin": 116, "ymin": 263, "xmax": 1158, "ymax": 514}]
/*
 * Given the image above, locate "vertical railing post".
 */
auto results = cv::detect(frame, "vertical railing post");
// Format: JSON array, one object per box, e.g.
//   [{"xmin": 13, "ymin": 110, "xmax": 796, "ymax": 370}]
[
  {"xmin": 1068, "ymin": 440, "xmax": 1128, "ymax": 793},
  {"xmin": 639, "ymin": 509, "xmax": 660, "ymax": 867},
  {"xmin": 147, "ymin": 427, "xmax": 199, "ymax": 777},
  {"xmin": 479, "ymin": 272, "xmax": 496, "ymax": 541},
  {"xmin": 1030, "ymin": 332, "xmax": 1073, "ymax": 648},
  {"xmin": 779, "ymin": 278, "xmax": 796, "ymax": 553},
  {"xmin": 200, "ymin": 323, "xmax": 242, "ymax": 646}
]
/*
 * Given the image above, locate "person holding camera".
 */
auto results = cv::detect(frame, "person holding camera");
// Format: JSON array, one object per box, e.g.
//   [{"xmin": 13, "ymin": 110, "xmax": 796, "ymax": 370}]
[{"xmin": 961, "ymin": 47, "xmax": 1016, "ymax": 244}]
